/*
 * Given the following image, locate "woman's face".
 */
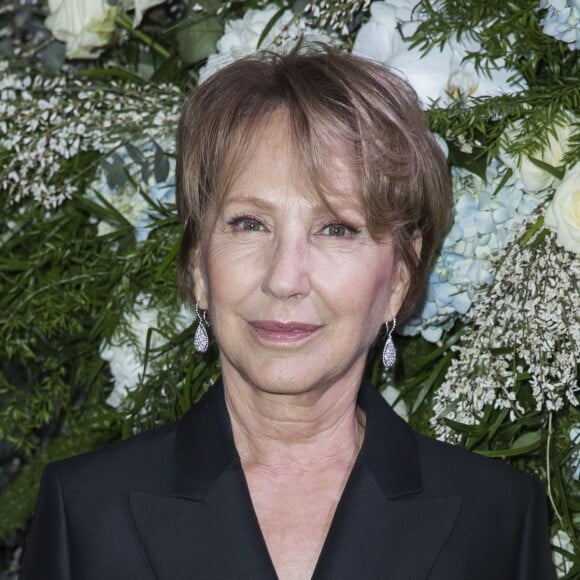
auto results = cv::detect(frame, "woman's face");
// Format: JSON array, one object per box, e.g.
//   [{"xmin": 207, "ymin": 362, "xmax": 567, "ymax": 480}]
[{"xmin": 194, "ymin": 113, "xmax": 408, "ymax": 396}]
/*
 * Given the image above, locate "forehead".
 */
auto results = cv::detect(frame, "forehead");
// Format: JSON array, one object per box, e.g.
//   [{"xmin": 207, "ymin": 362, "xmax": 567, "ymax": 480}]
[{"xmin": 223, "ymin": 110, "xmax": 363, "ymax": 213}]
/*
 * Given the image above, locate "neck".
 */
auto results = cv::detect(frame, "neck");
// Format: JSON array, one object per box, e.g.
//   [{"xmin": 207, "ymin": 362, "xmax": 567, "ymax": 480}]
[{"xmin": 223, "ymin": 372, "xmax": 365, "ymax": 475}]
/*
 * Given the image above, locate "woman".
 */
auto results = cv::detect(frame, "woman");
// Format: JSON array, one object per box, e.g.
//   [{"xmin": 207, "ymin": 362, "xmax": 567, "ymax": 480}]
[{"xmin": 20, "ymin": 46, "xmax": 555, "ymax": 579}]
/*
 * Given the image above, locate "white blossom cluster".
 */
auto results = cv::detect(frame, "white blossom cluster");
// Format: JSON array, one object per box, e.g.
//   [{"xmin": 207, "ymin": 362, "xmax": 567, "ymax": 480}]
[
  {"xmin": 401, "ymin": 162, "xmax": 543, "ymax": 342},
  {"xmin": 571, "ymin": 426, "xmax": 580, "ymax": 480},
  {"xmin": 304, "ymin": 0, "xmax": 371, "ymax": 36},
  {"xmin": 89, "ymin": 135, "xmax": 176, "ymax": 242},
  {"xmin": 540, "ymin": 0, "xmax": 580, "ymax": 51},
  {"xmin": 431, "ymin": 232, "xmax": 580, "ymax": 442},
  {"xmin": 0, "ymin": 60, "xmax": 181, "ymax": 209},
  {"xmin": 352, "ymin": 0, "xmax": 526, "ymax": 108},
  {"xmin": 100, "ymin": 294, "xmax": 196, "ymax": 408},
  {"xmin": 198, "ymin": 3, "xmax": 333, "ymax": 83}
]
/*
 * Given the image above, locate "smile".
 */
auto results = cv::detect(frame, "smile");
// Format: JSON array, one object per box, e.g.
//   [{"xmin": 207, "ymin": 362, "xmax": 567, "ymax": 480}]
[{"xmin": 248, "ymin": 320, "xmax": 322, "ymax": 344}]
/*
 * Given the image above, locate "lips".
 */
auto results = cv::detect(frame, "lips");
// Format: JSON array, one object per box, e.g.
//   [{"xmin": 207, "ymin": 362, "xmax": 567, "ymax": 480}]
[{"xmin": 248, "ymin": 320, "xmax": 321, "ymax": 344}]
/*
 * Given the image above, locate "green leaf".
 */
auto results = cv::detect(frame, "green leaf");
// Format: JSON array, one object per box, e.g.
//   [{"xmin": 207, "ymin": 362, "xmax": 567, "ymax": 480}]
[
  {"xmin": 517, "ymin": 215, "xmax": 545, "ymax": 246},
  {"xmin": 176, "ymin": 16, "xmax": 223, "ymax": 65},
  {"xmin": 411, "ymin": 352, "xmax": 453, "ymax": 414},
  {"xmin": 101, "ymin": 153, "xmax": 128, "ymax": 188},
  {"xmin": 150, "ymin": 55, "xmax": 183, "ymax": 84},
  {"xmin": 476, "ymin": 430, "xmax": 542, "ymax": 458},
  {"xmin": 528, "ymin": 156, "xmax": 565, "ymax": 180},
  {"xmin": 125, "ymin": 142, "xmax": 145, "ymax": 166},
  {"xmin": 154, "ymin": 143, "xmax": 170, "ymax": 183},
  {"xmin": 257, "ymin": 7, "xmax": 288, "ymax": 49}
]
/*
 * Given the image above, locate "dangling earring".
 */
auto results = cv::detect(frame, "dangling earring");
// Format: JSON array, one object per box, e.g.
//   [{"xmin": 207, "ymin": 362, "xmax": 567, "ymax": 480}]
[
  {"xmin": 382, "ymin": 317, "xmax": 397, "ymax": 369},
  {"xmin": 194, "ymin": 302, "xmax": 210, "ymax": 353}
]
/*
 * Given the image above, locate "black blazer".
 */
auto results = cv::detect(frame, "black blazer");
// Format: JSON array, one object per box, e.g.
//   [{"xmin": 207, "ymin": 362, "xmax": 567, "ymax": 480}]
[{"xmin": 20, "ymin": 378, "xmax": 556, "ymax": 579}]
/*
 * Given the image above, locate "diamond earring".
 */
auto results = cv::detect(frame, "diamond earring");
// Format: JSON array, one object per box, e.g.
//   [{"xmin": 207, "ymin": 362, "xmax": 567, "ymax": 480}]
[
  {"xmin": 382, "ymin": 317, "xmax": 397, "ymax": 369},
  {"xmin": 194, "ymin": 302, "xmax": 210, "ymax": 353}
]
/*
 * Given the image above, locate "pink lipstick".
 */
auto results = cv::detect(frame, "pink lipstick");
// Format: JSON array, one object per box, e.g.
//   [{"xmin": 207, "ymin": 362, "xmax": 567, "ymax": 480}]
[{"xmin": 248, "ymin": 320, "xmax": 321, "ymax": 344}]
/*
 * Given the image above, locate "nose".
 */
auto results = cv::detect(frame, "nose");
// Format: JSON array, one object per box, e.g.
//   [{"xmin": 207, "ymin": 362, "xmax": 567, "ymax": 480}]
[{"xmin": 262, "ymin": 232, "xmax": 311, "ymax": 301}]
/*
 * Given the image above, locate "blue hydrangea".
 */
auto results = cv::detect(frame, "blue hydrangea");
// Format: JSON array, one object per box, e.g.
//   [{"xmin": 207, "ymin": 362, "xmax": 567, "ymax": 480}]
[
  {"xmin": 89, "ymin": 136, "xmax": 175, "ymax": 242},
  {"xmin": 540, "ymin": 0, "xmax": 580, "ymax": 50},
  {"xmin": 401, "ymin": 161, "xmax": 541, "ymax": 342}
]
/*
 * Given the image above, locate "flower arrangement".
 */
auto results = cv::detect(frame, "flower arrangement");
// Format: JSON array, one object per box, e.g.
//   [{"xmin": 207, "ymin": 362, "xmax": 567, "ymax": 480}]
[{"xmin": 0, "ymin": 0, "xmax": 578, "ymax": 575}]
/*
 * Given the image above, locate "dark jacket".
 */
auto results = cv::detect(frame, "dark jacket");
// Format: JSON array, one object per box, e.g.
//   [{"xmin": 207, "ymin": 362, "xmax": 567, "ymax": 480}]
[{"xmin": 20, "ymin": 378, "xmax": 556, "ymax": 579}]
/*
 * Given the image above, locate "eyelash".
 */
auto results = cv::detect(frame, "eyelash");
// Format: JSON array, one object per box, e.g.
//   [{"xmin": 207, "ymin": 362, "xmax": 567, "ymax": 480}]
[
  {"xmin": 227, "ymin": 215, "xmax": 265, "ymax": 232},
  {"xmin": 226, "ymin": 215, "xmax": 361, "ymax": 237},
  {"xmin": 321, "ymin": 221, "xmax": 361, "ymax": 237}
]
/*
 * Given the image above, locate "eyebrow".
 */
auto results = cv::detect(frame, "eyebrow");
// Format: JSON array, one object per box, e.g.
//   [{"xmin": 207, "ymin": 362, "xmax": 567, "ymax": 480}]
[
  {"xmin": 222, "ymin": 195, "xmax": 276, "ymax": 211},
  {"xmin": 222, "ymin": 192, "xmax": 365, "ymax": 222}
]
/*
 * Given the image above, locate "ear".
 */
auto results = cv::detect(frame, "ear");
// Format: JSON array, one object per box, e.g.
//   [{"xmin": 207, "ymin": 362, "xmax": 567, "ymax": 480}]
[
  {"xmin": 384, "ymin": 232, "xmax": 422, "ymax": 322},
  {"xmin": 191, "ymin": 247, "xmax": 209, "ymax": 310}
]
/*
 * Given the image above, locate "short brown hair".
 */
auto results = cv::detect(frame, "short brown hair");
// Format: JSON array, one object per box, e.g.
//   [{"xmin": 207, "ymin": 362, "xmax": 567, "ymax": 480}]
[{"xmin": 176, "ymin": 44, "xmax": 451, "ymax": 322}]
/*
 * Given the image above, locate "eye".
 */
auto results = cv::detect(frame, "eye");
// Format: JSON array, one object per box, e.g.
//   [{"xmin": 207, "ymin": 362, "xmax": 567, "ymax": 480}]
[
  {"xmin": 228, "ymin": 215, "xmax": 266, "ymax": 232},
  {"xmin": 321, "ymin": 222, "xmax": 361, "ymax": 237}
]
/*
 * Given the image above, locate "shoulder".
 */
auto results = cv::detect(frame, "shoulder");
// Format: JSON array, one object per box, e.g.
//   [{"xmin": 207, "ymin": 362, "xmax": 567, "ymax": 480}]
[
  {"xmin": 414, "ymin": 431, "xmax": 543, "ymax": 507},
  {"xmin": 46, "ymin": 420, "xmax": 179, "ymax": 497}
]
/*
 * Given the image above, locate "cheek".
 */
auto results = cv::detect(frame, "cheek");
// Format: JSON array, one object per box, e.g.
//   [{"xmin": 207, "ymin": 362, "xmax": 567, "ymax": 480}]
[
  {"xmin": 204, "ymin": 239, "xmax": 263, "ymax": 305},
  {"xmin": 315, "ymin": 249, "xmax": 395, "ymax": 318}
]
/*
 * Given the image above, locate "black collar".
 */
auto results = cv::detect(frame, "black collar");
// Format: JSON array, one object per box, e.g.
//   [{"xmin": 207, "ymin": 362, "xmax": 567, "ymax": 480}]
[{"xmin": 172, "ymin": 376, "xmax": 422, "ymax": 500}]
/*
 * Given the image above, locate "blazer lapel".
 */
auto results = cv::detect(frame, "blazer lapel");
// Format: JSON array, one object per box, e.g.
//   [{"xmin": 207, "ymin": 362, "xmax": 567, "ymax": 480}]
[
  {"xmin": 130, "ymin": 378, "xmax": 461, "ymax": 579},
  {"xmin": 313, "ymin": 380, "xmax": 462, "ymax": 580},
  {"xmin": 129, "ymin": 379, "xmax": 277, "ymax": 580}
]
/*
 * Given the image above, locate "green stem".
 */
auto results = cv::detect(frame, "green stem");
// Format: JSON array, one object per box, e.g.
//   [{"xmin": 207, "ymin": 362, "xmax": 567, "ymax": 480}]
[{"xmin": 115, "ymin": 12, "xmax": 172, "ymax": 60}]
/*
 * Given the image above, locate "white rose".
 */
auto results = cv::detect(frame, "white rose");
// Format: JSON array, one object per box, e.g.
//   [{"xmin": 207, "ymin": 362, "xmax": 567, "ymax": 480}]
[
  {"xmin": 46, "ymin": 0, "xmax": 118, "ymax": 59},
  {"xmin": 500, "ymin": 119, "xmax": 575, "ymax": 193},
  {"xmin": 121, "ymin": 0, "xmax": 165, "ymax": 27},
  {"xmin": 544, "ymin": 163, "xmax": 580, "ymax": 254}
]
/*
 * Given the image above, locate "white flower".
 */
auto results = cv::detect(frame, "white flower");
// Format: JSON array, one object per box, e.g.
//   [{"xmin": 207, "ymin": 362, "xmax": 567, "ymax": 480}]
[
  {"xmin": 541, "ymin": 0, "xmax": 580, "ymax": 51},
  {"xmin": 552, "ymin": 529, "xmax": 574, "ymax": 577},
  {"xmin": 431, "ymin": 234, "xmax": 580, "ymax": 441},
  {"xmin": 198, "ymin": 4, "xmax": 330, "ymax": 83},
  {"xmin": 571, "ymin": 427, "xmax": 580, "ymax": 480},
  {"xmin": 121, "ymin": 0, "xmax": 165, "ymax": 27},
  {"xmin": 101, "ymin": 296, "xmax": 161, "ymax": 408},
  {"xmin": 499, "ymin": 118, "xmax": 575, "ymax": 193},
  {"xmin": 101, "ymin": 296, "xmax": 195, "ymax": 408},
  {"xmin": 545, "ymin": 163, "xmax": 580, "ymax": 254},
  {"xmin": 401, "ymin": 162, "xmax": 541, "ymax": 342},
  {"xmin": 46, "ymin": 0, "xmax": 119, "ymax": 59},
  {"xmin": 352, "ymin": 0, "xmax": 524, "ymax": 107}
]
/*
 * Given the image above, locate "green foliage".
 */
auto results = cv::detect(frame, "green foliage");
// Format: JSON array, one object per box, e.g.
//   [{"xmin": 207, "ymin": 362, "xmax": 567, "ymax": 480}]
[
  {"xmin": 0, "ymin": 408, "xmax": 121, "ymax": 542},
  {"xmin": 414, "ymin": 0, "xmax": 579, "ymax": 165}
]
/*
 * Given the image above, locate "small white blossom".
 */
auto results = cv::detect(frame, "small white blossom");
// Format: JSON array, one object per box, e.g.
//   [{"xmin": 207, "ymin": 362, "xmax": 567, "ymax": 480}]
[
  {"xmin": 431, "ymin": 231, "xmax": 579, "ymax": 441},
  {"xmin": 0, "ymin": 62, "xmax": 181, "ymax": 211}
]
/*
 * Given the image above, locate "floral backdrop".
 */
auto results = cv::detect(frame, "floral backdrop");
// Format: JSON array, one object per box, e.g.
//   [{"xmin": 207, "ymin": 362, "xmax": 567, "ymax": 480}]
[{"xmin": 0, "ymin": 0, "xmax": 578, "ymax": 576}]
